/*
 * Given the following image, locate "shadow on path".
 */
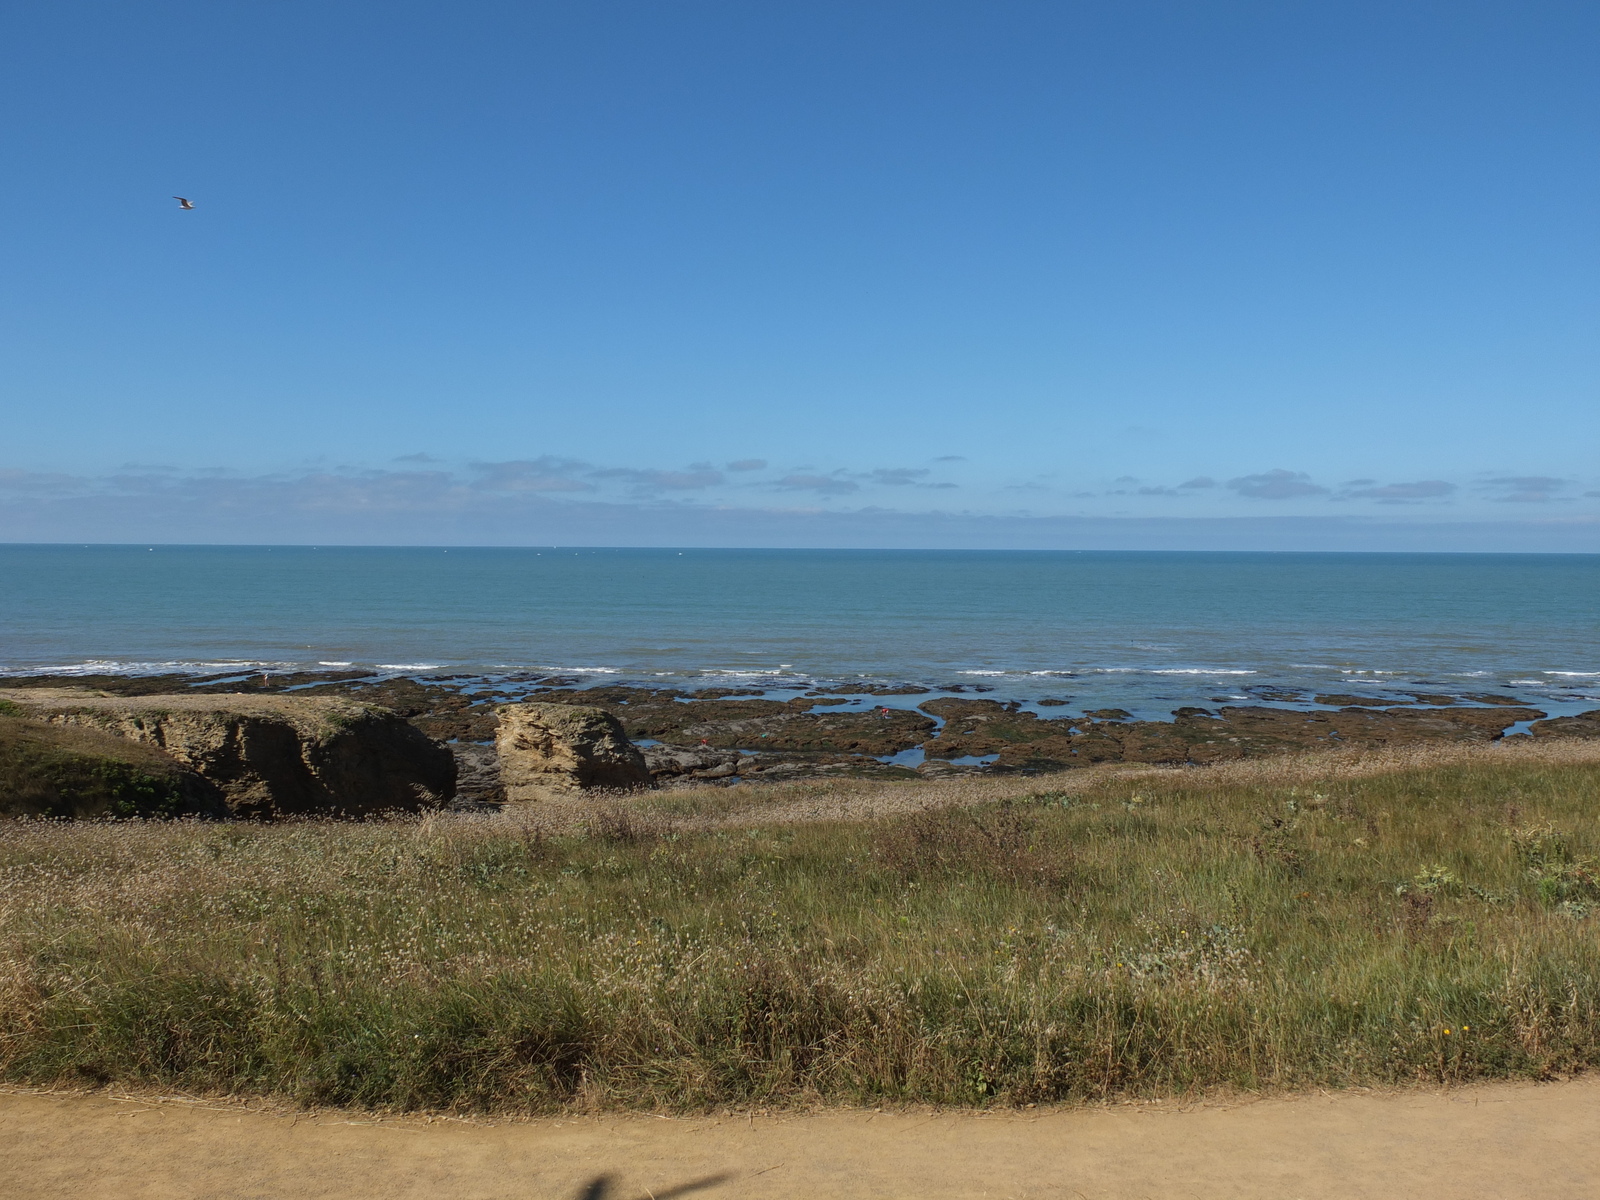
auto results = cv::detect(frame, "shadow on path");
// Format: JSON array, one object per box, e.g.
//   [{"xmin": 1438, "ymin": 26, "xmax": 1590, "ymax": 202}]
[{"xmin": 575, "ymin": 1172, "xmax": 732, "ymax": 1200}]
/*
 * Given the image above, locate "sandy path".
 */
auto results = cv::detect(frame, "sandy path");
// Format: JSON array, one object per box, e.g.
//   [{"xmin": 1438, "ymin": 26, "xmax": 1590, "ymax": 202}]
[{"xmin": 2, "ymin": 1079, "xmax": 1595, "ymax": 1199}]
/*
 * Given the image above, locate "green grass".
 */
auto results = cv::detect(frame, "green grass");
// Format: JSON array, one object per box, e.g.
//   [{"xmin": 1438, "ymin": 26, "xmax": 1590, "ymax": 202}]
[
  {"xmin": 0, "ymin": 715, "xmax": 219, "ymax": 820},
  {"xmin": 2, "ymin": 751, "xmax": 1599, "ymax": 1113}
]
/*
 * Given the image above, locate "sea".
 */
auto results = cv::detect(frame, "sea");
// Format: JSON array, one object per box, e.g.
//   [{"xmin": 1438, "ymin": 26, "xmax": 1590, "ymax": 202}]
[{"xmin": 1, "ymin": 545, "xmax": 1597, "ymax": 720}]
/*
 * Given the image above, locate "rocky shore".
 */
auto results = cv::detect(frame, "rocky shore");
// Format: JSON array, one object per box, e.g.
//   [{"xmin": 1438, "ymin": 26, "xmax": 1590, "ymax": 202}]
[{"xmin": 2, "ymin": 669, "xmax": 1596, "ymax": 815}]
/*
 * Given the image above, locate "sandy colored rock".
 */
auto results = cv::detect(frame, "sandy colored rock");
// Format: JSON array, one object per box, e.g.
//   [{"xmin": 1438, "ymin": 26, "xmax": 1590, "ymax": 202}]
[
  {"xmin": 0, "ymin": 689, "xmax": 454, "ymax": 818},
  {"xmin": 495, "ymin": 701, "xmax": 650, "ymax": 801}
]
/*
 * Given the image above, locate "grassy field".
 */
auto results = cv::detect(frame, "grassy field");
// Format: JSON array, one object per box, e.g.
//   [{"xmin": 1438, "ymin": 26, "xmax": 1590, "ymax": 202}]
[
  {"xmin": 2, "ymin": 741, "xmax": 1599, "ymax": 1113},
  {"xmin": 0, "ymin": 711, "xmax": 218, "ymax": 820}
]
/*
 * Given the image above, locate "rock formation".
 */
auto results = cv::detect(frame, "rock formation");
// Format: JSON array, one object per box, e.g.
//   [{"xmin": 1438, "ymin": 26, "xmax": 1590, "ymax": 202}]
[
  {"xmin": 449, "ymin": 741, "xmax": 504, "ymax": 806},
  {"xmin": 9, "ymin": 671, "xmax": 1597, "ymax": 792},
  {"xmin": 0, "ymin": 690, "xmax": 454, "ymax": 818},
  {"xmin": 496, "ymin": 702, "xmax": 651, "ymax": 802},
  {"xmin": 642, "ymin": 743, "xmax": 752, "ymax": 781},
  {"xmin": 1530, "ymin": 710, "xmax": 1600, "ymax": 739}
]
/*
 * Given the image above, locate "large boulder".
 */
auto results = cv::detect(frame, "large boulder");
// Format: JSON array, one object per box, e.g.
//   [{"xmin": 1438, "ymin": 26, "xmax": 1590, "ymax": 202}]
[
  {"xmin": 0, "ymin": 690, "xmax": 455, "ymax": 818},
  {"xmin": 496, "ymin": 702, "xmax": 650, "ymax": 802},
  {"xmin": 0, "ymin": 712, "xmax": 225, "ymax": 820}
]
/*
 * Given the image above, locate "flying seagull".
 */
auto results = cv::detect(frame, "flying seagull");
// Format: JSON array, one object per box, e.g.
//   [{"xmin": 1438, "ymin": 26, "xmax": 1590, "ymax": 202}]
[{"xmin": 173, "ymin": 196, "xmax": 194, "ymax": 209}]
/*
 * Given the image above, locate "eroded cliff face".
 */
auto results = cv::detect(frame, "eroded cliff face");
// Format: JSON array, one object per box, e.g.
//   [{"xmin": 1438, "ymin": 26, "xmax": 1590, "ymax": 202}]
[
  {"xmin": 0, "ymin": 690, "xmax": 455, "ymax": 818},
  {"xmin": 495, "ymin": 702, "xmax": 651, "ymax": 802}
]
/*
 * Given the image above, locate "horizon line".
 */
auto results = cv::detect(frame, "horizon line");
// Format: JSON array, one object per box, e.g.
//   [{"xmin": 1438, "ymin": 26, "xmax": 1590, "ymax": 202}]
[{"xmin": 4, "ymin": 542, "xmax": 1598, "ymax": 557}]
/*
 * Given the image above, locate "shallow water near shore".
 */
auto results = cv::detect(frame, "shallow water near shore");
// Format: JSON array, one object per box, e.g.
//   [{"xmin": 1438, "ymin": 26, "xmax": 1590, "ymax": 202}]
[{"xmin": 2, "ymin": 546, "xmax": 1597, "ymax": 719}]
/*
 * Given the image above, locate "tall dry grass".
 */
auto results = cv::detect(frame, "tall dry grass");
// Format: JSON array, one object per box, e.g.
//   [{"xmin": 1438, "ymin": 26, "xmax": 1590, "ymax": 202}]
[{"xmin": 2, "ymin": 742, "xmax": 1599, "ymax": 1113}]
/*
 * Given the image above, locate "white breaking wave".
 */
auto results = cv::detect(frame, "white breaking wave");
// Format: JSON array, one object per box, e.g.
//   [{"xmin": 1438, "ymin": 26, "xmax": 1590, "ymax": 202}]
[
  {"xmin": 494, "ymin": 666, "xmax": 624, "ymax": 675},
  {"xmin": 1092, "ymin": 667, "xmax": 1256, "ymax": 676},
  {"xmin": 1147, "ymin": 668, "xmax": 1256, "ymax": 676},
  {"xmin": 0, "ymin": 659, "xmax": 302, "ymax": 676}
]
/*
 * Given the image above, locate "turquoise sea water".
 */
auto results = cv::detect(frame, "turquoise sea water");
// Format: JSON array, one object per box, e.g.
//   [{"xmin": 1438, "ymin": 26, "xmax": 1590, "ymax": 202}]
[{"xmin": 1, "ymin": 546, "xmax": 1597, "ymax": 719}]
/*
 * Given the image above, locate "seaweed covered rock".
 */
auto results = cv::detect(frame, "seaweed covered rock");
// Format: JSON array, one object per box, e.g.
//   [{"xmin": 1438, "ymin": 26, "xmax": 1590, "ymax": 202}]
[
  {"xmin": 1530, "ymin": 710, "xmax": 1600, "ymax": 740},
  {"xmin": 532, "ymin": 687, "xmax": 935, "ymax": 756},
  {"xmin": 914, "ymin": 699, "xmax": 1549, "ymax": 772},
  {"xmin": 0, "ymin": 690, "xmax": 455, "ymax": 818},
  {"xmin": 496, "ymin": 702, "xmax": 651, "ymax": 802},
  {"xmin": 0, "ymin": 712, "xmax": 225, "ymax": 819}
]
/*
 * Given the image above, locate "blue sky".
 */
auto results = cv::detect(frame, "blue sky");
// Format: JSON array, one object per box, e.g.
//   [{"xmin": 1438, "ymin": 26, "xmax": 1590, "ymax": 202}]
[{"xmin": 2, "ymin": 0, "xmax": 1597, "ymax": 547}]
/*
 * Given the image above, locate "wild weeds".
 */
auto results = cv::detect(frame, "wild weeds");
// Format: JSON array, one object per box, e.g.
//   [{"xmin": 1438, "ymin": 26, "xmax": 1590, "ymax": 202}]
[
  {"xmin": 582, "ymin": 802, "xmax": 667, "ymax": 846},
  {"xmin": 1511, "ymin": 823, "xmax": 1600, "ymax": 914},
  {"xmin": 872, "ymin": 800, "xmax": 1076, "ymax": 890},
  {"xmin": 0, "ymin": 748, "xmax": 1599, "ymax": 1112}
]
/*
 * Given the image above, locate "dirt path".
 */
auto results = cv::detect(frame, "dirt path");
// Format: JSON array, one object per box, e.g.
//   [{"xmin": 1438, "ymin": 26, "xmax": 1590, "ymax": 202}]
[{"xmin": 3, "ymin": 1078, "xmax": 1595, "ymax": 1199}]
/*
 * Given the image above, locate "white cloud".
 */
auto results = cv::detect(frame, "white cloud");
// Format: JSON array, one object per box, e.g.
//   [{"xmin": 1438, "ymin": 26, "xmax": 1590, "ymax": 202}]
[
  {"xmin": 1, "ymin": 459, "xmax": 1591, "ymax": 550},
  {"xmin": 0, "ymin": 468, "xmax": 86, "ymax": 494},
  {"xmin": 869, "ymin": 468, "xmax": 931, "ymax": 486},
  {"xmin": 1227, "ymin": 469, "xmax": 1328, "ymax": 500},
  {"xmin": 1479, "ymin": 476, "xmax": 1566, "ymax": 503},
  {"xmin": 470, "ymin": 458, "xmax": 595, "ymax": 492},
  {"xmin": 1340, "ymin": 480, "xmax": 1456, "ymax": 503},
  {"xmin": 589, "ymin": 466, "xmax": 724, "ymax": 491},
  {"xmin": 774, "ymin": 473, "xmax": 860, "ymax": 494}
]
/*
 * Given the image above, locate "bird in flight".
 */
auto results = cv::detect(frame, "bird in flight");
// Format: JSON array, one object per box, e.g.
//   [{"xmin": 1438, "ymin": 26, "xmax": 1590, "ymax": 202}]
[{"xmin": 173, "ymin": 196, "xmax": 195, "ymax": 209}]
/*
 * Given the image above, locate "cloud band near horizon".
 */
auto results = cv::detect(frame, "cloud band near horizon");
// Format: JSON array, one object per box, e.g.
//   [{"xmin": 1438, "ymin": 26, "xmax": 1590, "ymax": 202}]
[{"xmin": 0, "ymin": 459, "xmax": 1595, "ymax": 551}]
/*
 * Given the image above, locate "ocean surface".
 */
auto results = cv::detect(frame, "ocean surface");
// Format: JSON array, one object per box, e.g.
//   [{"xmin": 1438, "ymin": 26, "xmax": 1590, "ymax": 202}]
[{"xmin": 2, "ymin": 546, "xmax": 1597, "ymax": 719}]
